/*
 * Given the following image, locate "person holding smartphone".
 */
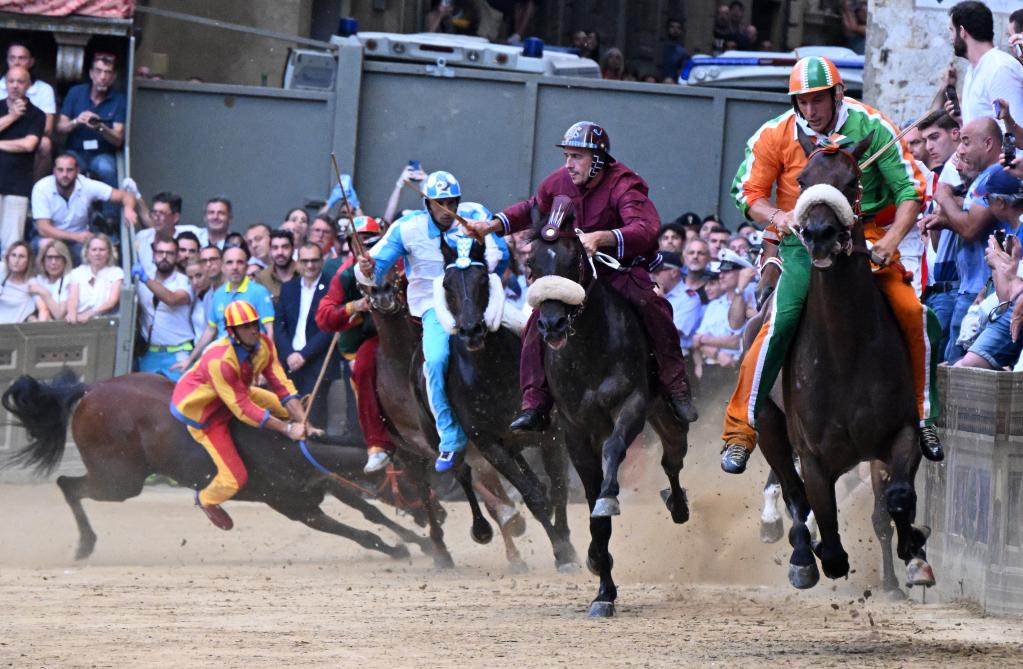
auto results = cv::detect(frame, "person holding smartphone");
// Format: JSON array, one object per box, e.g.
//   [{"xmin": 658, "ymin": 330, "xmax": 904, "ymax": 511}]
[{"xmin": 56, "ymin": 53, "xmax": 126, "ymax": 193}]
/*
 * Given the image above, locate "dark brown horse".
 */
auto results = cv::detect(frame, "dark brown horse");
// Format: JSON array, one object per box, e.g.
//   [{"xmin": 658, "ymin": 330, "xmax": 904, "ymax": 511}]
[
  {"xmin": 525, "ymin": 199, "xmax": 691, "ymax": 617},
  {"xmin": 757, "ymin": 130, "xmax": 934, "ymax": 591},
  {"xmin": 366, "ymin": 269, "xmax": 541, "ymax": 571},
  {"xmin": 2, "ymin": 370, "xmax": 436, "ymax": 561}
]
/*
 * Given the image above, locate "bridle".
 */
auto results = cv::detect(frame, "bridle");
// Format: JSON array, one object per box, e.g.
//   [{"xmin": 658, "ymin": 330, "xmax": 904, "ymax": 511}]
[
  {"xmin": 443, "ymin": 235, "xmax": 488, "ymax": 327},
  {"xmin": 363, "ymin": 272, "xmax": 407, "ymax": 315}
]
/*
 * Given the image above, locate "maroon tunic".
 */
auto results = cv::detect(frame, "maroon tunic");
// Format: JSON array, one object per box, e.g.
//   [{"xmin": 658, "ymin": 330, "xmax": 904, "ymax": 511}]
[{"xmin": 497, "ymin": 164, "xmax": 691, "ymax": 411}]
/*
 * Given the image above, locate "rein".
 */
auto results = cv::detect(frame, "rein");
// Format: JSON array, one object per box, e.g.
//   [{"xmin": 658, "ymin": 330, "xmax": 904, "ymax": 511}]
[{"xmin": 297, "ymin": 440, "xmax": 424, "ymax": 512}]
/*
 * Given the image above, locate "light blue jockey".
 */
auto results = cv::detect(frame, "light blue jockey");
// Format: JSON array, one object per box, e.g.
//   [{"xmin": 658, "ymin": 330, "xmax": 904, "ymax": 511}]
[{"xmin": 355, "ymin": 171, "xmax": 502, "ymax": 472}]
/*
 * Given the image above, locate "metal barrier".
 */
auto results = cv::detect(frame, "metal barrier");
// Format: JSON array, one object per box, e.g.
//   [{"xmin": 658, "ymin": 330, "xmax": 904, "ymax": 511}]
[
  {"xmin": 924, "ymin": 366, "xmax": 1023, "ymax": 616},
  {"xmin": 131, "ymin": 43, "xmax": 790, "ymax": 229},
  {"xmin": 0, "ymin": 318, "xmax": 120, "ymax": 483}
]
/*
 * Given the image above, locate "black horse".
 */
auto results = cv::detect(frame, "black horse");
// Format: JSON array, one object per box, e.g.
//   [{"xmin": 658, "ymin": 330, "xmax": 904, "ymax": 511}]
[
  {"xmin": 1, "ymin": 371, "xmax": 436, "ymax": 561},
  {"xmin": 757, "ymin": 131, "xmax": 934, "ymax": 591},
  {"xmin": 406, "ymin": 236, "xmax": 580, "ymax": 571},
  {"xmin": 524, "ymin": 197, "xmax": 691, "ymax": 617}
]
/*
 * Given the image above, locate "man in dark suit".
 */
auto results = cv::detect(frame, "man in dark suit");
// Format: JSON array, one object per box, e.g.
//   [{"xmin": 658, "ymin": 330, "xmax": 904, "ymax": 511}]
[{"xmin": 274, "ymin": 242, "xmax": 340, "ymax": 427}]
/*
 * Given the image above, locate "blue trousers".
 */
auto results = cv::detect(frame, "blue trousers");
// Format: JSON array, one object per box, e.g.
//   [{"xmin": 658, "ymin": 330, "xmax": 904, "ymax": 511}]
[
  {"xmin": 137, "ymin": 348, "xmax": 188, "ymax": 382},
  {"xmin": 924, "ymin": 290, "xmax": 956, "ymax": 363},
  {"xmin": 422, "ymin": 308, "xmax": 467, "ymax": 453},
  {"xmin": 945, "ymin": 291, "xmax": 979, "ymax": 364}
]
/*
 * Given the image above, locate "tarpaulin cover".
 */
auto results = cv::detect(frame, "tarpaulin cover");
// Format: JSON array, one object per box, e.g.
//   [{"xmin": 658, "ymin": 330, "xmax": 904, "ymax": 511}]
[{"xmin": 0, "ymin": 0, "xmax": 134, "ymax": 19}]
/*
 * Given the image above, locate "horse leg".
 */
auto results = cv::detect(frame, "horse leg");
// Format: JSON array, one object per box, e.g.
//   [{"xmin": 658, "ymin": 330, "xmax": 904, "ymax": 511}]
[
  {"xmin": 884, "ymin": 427, "xmax": 935, "ymax": 588},
  {"xmin": 56, "ymin": 464, "xmax": 147, "ymax": 561},
  {"xmin": 540, "ymin": 438, "xmax": 571, "ymax": 538},
  {"xmin": 566, "ymin": 432, "xmax": 616, "ymax": 617},
  {"xmin": 56, "ymin": 476, "xmax": 98, "ymax": 561},
  {"xmin": 453, "ymin": 460, "xmax": 495, "ymax": 545},
  {"xmin": 648, "ymin": 402, "xmax": 690, "ymax": 525},
  {"xmin": 325, "ymin": 481, "xmax": 433, "ymax": 557},
  {"xmin": 267, "ymin": 499, "xmax": 410, "ymax": 559},
  {"xmin": 470, "ymin": 455, "xmax": 524, "ymax": 537},
  {"xmin": 870, "ymin": 461, "xmax": 904, "ymax": 598},
  {"xmin": 592, "ymin": 392, "xmax": 648, "ymax": 518},
  {"xmin": 756, "ymin": 401, "xmax": 818, "ymax": 588},
  {"xmin": 406, "ymin": 455, "xmax": 455, "ymax": 568},
  {"xmin": 474, "ymin": 436, "xmax": 579, "ymax": 570},
  {"xmin": 760, "ymin": 469, "xmax": 785, "ymax": 544},
  {"xmin": 800, "ymin": 455, "xmax": 849, "ymax": 580}
]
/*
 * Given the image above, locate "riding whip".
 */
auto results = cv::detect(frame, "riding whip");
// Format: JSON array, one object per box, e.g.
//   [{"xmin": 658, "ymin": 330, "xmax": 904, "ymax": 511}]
[
  {"xmin": 399, "ymin": 180, "xmax": 487, "ymax": 244},
  {"xmin": 859, "ymin": 115, "xmax": 925, "ymax": 170},
  {"xmin": 330, "ymin": 152, "xmax": 367, "ymax": 258}
]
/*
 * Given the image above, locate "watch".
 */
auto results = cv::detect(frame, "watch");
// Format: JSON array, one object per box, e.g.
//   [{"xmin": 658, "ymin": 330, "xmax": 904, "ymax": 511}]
[{"xmin": 733, "ymin": 287, "xmax": 743, "ymax": 295}]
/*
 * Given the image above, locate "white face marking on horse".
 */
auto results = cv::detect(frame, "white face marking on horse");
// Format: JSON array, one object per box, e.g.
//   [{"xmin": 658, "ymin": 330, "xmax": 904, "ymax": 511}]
[{"xmin": 546, "ymin": 248, "xmax": 556, "ymax": 260}]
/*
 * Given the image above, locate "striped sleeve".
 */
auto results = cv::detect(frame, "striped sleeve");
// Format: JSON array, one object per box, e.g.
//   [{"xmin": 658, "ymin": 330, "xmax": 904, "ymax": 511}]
[
  {"xmin": 732, "ymin": 115, "xmax": 787, "ymax": 219},
  {"xmin": 207, "ymin": 356, "xmax": 270, "ymax": 427},
  {"xmin": 870, "ymin": 113, "xmax": 925, "ymax": 206},
  {"xmin": 258, "ymin": 335, "xmax": 300, "ymax": 404}
]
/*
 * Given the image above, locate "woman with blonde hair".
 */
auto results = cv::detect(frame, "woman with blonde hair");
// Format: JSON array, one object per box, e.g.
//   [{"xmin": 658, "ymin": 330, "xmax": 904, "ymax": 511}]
[
  {"xmin": 67, "ymin": 233, "xmax": 123, "ymax": 323},
  {"xmin": 0, "ymin": 241, "xmax": 48, "ymax": 323},
  {"xmin": 29, "ymin": 239, "xmax": 73, "ymax": 320}
]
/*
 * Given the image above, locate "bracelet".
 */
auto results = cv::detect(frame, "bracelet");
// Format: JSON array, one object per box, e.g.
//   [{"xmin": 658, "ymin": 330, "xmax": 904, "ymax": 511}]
[
  {"xmin": 768, "ymin": 208, "xmax": 782, "ymax": 227},
  {"xmin": 286, "ymin": 421, "xmax": 293, "ymax": 437}
]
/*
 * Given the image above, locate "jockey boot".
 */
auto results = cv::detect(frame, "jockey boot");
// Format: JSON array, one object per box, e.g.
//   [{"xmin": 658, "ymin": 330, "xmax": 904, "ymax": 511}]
[
  {"xmin": 435, "ymin": 450, "xmax": 461, "ymax": 473},
  {"xmin": 668, "ymin": 392, "xmax": 699, "ymax": 424},
  {"xmin": 918, "ymin": 425, "xmax": 945, "ymax": 462},
  {"xmin": 721, "ymin": 443, "xmax": 751, "ymax": 474},
  {"xmin": 509, "ymin": 408, "xmax": 550, "ymax": 433},
  {"xmin": 195, "ymin": 491, "xmax": 233, "ymax": 531},
  {"xmin": 364, "ymin": 447, "xmax": 393, "ymax": 474}
]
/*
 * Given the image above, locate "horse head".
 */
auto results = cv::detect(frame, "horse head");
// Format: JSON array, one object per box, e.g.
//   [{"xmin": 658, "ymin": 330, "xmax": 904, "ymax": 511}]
[
  {"xmin": 525, "ymin": 196, "xmax": 590, "ymax": 350},
  {"xmin": 363, "ymin": 264, "xmax": 406, "ymax": 315},
  {"xmin": 438, "ymin": 233, "xmax": 495, "ymax": 352},
  {"xmin": 794, "ymin": 127, "xmax": 874, "ymax": 268}
]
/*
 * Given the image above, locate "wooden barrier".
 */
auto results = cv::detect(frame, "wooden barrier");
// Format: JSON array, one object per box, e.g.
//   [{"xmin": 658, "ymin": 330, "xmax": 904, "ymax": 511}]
[{"xmin": 923, "ymin": 366, "xmax": 1023, "ymax": 616}]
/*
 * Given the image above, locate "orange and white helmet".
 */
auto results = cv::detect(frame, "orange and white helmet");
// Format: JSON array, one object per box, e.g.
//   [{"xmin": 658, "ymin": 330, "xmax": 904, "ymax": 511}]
[
  {"xmin": 224, "ymin": 300, "xmax": 260, "ymax": 329},
  {"xmin": 787, "ymin": 56, "xmax": 844, "ymax": 97}
]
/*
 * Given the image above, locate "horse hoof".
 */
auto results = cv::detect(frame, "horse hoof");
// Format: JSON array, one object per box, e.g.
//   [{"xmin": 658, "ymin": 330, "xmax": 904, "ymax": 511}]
[
  {"xmin": 884, "ymin": 586, "xmax": 908, "ymax": 601},
  {"xmin": 499, "ymin": 508, "xmax": 527, "ymax": 538},
  {"xmin": 588, "ymin": 601, "xmax": 616, "ymax": 618},
  {"xmin": 433, "ymin": 552, "xmax": 455, "ymax": 569},
  {"xmin": 390, "ymin": 543, "xmax": 412, "ymax": 560},
  {"xmin": 760, "ymin": 519, "xmax": 785, "ymax": 544},
  {"xmin": 915, "ymin": 524, "xmax": 932, "ymax": 541},
  {"xmin": 591, "ymin": 497, "xmax": 621, "ymax": 517},
  {"xmin": 788, "ymin": 561, "xmax": 820, "ymax": 590},
  {"xmin": 471, "ymin": 518, "xmax": 494, "ymax": 545},
  {"xmin": 660, "ymin": 488, "xmax": 690, "ymax": 525},
  {"xmin": 906, "ymin": 558, "xmax": 936, "ymax": 588},
  {"xmin": 508, "ymin": 558, "xmax": 530, "ymax": 575},
  {"xmin": 557, "ymin": 561, "xmax": 582, "ymax": 575}
]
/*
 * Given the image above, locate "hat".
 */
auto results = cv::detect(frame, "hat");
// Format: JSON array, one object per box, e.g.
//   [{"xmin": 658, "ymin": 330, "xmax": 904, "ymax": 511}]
[
  {"xmin": 673, "ymin": 212, "xmax": 702, "ymax": 228},
  {"xmin": 977, "ymin": 169, "xmax": 1023, "ymax": 199},
  {"xmin": 657, "ymin": 251, "xmax": 683, "ymax": 269},
  {"xmin": 705, "ymin": 261, "xmax": 722, "ymax": 278},
  {"xmin": 717, "ymin": 248, "xmax": 755, "ymax": 272}
]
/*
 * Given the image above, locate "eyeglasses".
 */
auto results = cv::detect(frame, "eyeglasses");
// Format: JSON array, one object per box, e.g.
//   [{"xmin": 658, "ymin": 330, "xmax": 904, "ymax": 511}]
[
  {"xmin": 43, "ymin": 255, "xmax": 65, "ymax": 261},
  {"xmin": 298, "ymin": 258, "xmax": 322, "ymax": 264}
]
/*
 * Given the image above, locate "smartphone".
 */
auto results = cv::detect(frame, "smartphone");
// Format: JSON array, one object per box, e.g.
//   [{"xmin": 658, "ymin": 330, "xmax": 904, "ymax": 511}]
[
  {"xmin": 1006, "ymin": 234, "xmax": 1017, "ymax": 252},
  {"xmin": 1015, "ymin": 43, "xmax": 1023, "ymax": 58},
  {"xmin": 994, "ymin": 229, "xmax": 1007, "ymax": 250},
  {"xmin": 946, "ymin": 85, "xmax": 961, "ymax": 118},
  {"xmin": 1004, "ymin": 132, "xmax": 1017, "ymax": 166},
  {"xmin": 994, "ymin": 100, "xmax": 1003, "ymax": 118},
  {"xmin": 408, "ymin": 159, "xmax": 421, "ymax": 171}
]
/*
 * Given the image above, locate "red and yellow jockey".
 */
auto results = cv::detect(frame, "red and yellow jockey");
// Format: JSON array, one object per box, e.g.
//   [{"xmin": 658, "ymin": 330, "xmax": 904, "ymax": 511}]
[{"xmin": 170, "ymin": 300, "xmax": 308, "ymax": 530}]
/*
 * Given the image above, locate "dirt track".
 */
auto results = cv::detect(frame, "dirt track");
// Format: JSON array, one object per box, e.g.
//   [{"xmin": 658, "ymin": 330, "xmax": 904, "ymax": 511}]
[{"xmin": 2, "ymin": 401, "xmax": 1023, "ymax": 667}]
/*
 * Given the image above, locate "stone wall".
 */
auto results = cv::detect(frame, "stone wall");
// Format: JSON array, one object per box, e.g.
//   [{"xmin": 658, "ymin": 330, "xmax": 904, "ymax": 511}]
[{"xmin": 864, "ymin": 0, "xmax": 1016, "ymax": 121}]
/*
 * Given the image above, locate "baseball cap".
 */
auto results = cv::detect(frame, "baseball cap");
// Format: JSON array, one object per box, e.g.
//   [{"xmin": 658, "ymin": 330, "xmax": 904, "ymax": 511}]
[
  {"xmin": 657, "ymin": 251, "xmax": 683, "ymax": 269},
  {"xmin": 977, "ymin": 169, "xmax": 1023, "ymax": 199}
]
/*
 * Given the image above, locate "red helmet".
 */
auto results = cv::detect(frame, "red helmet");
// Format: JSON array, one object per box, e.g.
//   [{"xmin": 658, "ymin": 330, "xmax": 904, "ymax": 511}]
[{"xmin": 557, "ymin": 121, "xmax": 614, "ymax": 162}]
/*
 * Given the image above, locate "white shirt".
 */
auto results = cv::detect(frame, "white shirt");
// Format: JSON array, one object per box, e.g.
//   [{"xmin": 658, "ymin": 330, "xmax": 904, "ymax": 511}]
[
  {"xmin": 137, "ymin": 270, "xmax": 194, "ymax": 346},
  {"xmin": 69, "ymin": 264, "xmax": 123, "ymax": 315},
  {"xmin": 0, "ymin": 79, "xmax": 56, "ymax": 114},
  {"xmin": 136, "ymin": 224, "xmax": 206, "ymax": 274},
  {"xmin": 190, "ymin": 291, "xmax": 208, "ymax": 340},
  {"xmin": 0, "ymin": 277, "xmax": 37, "ymax": 324},
  {"xmin": 961, "ymin": 48, "xmax": 1023, "ymax": 127},
  {"xmin": 695, "ymin": 293, "xmax": 742, "ymax": 356},
  {"xmin": 291, "ymin": 278, "xmax": 320, "ymax": 352},
  {"xmin": 31, "ymin": 175, "xmax": 112, "ymax": 234},
  {"xmin": 37, "ymin": 274, "xmax": 69, "ymax": 305}
]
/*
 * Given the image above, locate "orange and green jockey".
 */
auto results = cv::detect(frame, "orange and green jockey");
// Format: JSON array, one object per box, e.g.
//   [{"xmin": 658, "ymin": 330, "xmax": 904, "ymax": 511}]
[
  {"xmin": 170, "ymin": 300, "xmax": 307, "ymax": 529},
  {"xmin": 720, "ymin": 56, "xmax": 944, "ymax": 475}
]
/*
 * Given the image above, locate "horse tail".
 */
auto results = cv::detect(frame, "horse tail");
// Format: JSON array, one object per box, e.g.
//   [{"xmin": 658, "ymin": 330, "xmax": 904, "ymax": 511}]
[{"xmin": 1, "ymin": 369, "xmax": 87, "ymax": 476}]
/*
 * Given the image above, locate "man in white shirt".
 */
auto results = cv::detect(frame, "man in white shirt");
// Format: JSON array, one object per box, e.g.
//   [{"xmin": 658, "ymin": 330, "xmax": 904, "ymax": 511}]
[
  {"xmin": 0, "ymin": 42, "xmax": 55, "ymax": 181},
  {"xmin": 947, "ymin": 1, "xmax": 1023, "ymax": 127},
  {"xmin": 31, "ymin": 152, "xmax": 137, "ymax": 261},
  {"xmin": 132, "ymin": 236, "xmax": 195, "ymax": 381},
  {"xmin": 203, "ymin": 197, "xmax": 232, "ymax": 250},
  {"xmin": 136, "ymin": 192, "xmax": 205, "ymax": 274}
]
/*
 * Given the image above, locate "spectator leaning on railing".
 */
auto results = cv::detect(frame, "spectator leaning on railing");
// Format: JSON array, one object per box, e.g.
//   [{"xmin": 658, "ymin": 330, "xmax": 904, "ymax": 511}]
[
  {"xmin": 66, "ymin": 232, "xmax": 122, "ymax": 324},
  {"xmin": 31, "ymin": 152, "xmax": 137, "ymax": 260},
  {"xmin": 30, "ymin": 239, "xmax": 71, "ymax": 320},
  {"xmin": 0, "ymin": 65, "xmax": 43, "ymax": 255},
  {"xmin": 0, "ymin": 240, "xmax": 46, "ymax": 323},
  {"xmin": 132, "ymin": 236, "xmax": 195, "ymax": 381}
]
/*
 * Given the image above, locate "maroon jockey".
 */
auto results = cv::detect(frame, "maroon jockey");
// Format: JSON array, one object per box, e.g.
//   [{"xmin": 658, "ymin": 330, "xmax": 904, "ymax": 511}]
[{"xmin": 467, "ymin": 121, "xmax": 698, "ymax": 431}]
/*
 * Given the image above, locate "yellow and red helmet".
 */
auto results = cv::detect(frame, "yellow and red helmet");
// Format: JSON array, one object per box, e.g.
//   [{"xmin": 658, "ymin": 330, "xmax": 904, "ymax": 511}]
[
  {"xmin": 224, "ymin": 300, "xmax": 260, "ymax": 328},
  {"xmin": 787, "ymin": 56, "xmax": 843, "ymax": 96}
]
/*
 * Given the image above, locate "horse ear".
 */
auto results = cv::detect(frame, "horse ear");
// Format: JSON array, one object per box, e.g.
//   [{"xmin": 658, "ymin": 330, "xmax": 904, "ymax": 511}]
[
  {"xmin": 470, "ymin": 237, "xmax": 486, "ymax": 262},
  {"xmin": 440, "ymin": 236, "xmax": 456, "ymax": 264},
  {"xmin": 796, "ymin": 125, "xmax": 817, "ymax": 158},
  {"xmin": 850, "ymin": 130, "xmax": 875, "ymax": 160}
]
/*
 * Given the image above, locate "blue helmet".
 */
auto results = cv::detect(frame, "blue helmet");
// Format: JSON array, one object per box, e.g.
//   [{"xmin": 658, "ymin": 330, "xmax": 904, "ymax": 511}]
[{"xmin": 424, "ymin": 171, "xmax": 461, "ymax": 200}]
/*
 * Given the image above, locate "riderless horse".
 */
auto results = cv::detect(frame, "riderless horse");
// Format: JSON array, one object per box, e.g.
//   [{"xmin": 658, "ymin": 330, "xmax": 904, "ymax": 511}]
[
  {"xmin": 2, "ymin": 370, "xmax": 435, "ymax": 561},
  {"xmin": 757, "ymin": 130, "xmax": 935, "ymax": 591},
  {"xmin": 524, "ymin": 195, "xmax": 692, "ymax": 617}
]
